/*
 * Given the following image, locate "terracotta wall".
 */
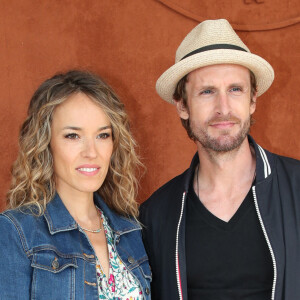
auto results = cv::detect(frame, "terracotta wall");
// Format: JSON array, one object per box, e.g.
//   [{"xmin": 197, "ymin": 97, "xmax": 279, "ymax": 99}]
[{"xmin": 0, "ymin": 0, "xmax": 299, "ymax": 211}]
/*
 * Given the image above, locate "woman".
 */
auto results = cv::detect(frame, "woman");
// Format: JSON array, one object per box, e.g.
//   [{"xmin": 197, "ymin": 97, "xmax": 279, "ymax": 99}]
[{"xmin": 0, "ymin": 70, "xmax": 151, "ymax": 299}]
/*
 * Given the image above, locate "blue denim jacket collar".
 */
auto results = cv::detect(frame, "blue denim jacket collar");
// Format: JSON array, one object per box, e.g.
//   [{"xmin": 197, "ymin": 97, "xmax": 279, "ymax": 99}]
[
  {"xmin": 93, "ymin": 193, "xmax": 142, "ymax": 235},
  {"xmin": 44, "ymin": 193, "xmax": 141, "ymax": 235}
]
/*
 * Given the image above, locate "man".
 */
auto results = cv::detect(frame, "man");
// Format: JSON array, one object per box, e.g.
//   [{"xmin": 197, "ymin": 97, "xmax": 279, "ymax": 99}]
[{"xmin": 140, "ymin": 19, "xmax": 300, "ymax": 300}]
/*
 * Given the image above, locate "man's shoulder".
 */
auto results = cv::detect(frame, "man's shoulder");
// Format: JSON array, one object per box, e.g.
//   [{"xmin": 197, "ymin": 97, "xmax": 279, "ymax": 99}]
[
  {"xmin": 141, "ymin": 168, "xmax": 189, "ymax": 211},
  {"xmin": 261, "ymin": 148, "xmax": 300, "ymax": 182},
  {"xmin": 273, "ymin": 152, "xmax": 300, "ymax": 173},
  {"xmin": 275, "ymin": 152, "xmax": 300, "ymax": 164}
]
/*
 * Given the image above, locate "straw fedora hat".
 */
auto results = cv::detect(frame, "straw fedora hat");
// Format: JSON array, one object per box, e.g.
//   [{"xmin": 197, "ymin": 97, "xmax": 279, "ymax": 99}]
[{"xmin": 156, "ymin": 19, "xmax": 274, "ymax": 103}]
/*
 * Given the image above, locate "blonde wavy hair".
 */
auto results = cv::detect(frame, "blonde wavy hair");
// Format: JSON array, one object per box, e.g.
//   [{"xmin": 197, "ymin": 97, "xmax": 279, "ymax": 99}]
[{"xmin": 7, "ymin": 70, "xmax": 143, "ymax": 218}]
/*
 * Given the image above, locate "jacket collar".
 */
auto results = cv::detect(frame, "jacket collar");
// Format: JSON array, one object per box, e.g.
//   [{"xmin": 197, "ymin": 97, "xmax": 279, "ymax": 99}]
[
  {"xmin": 183, "ymin": 153, "xmax": 199, "ymax": 192},
  {"xmin": 44, "ymin": 193, "xmax": 77, "ymax": 234},
  {"xmin": 44, "ymin": 192, "xmax": 141, "ymax": 235},
  {"xmin": 94, "ymin": 193, "xmax": 142, "ymax": 234},
  {"xmin": 248, "ymin": 135, "xmax": 273, "ymax": 184},
  {"xmin": 181, "ymin": 135, "xmax": 273, "ymax": 190}
]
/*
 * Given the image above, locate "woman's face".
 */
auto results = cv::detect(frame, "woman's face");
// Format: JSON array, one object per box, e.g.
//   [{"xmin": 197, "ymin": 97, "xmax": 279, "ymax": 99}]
[{"xmin": 50, "ymin": 92, "xmax": 113, "ymax": 199}]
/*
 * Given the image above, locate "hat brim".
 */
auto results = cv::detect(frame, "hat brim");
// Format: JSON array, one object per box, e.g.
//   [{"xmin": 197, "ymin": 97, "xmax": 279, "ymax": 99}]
[{"xmin": 156, "ymin": 49, "xmax": 274, "ymax": 103}]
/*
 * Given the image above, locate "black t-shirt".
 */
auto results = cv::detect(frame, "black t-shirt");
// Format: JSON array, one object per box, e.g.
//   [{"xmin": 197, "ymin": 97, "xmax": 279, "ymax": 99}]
[{"xmin": 186, "ymin": 181, "xmax": 273, "ymax": 300}]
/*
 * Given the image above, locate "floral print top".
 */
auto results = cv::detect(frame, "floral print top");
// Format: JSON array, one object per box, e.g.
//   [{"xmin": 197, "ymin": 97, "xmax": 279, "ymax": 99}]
[{"xmin": 96, "ymin": 208, "xmax": 143, "ymax": 300}]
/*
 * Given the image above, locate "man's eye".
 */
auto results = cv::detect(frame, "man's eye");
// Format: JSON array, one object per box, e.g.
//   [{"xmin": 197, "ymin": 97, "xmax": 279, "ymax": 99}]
[
  {"xmin": 64, "ymin": 133, "xmax": 79, "ymax": 139},
  {"xmin": 230, "ymin": 87, "xmax": 243, "ymax": 93},
  {"xmin": 201, "ymin": 89, "xmax": 213, "ymax": 95}
]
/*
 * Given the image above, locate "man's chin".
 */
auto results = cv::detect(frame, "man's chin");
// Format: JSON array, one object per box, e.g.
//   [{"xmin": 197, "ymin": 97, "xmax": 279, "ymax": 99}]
[{"xmin": 199, "ymin": 133, "xmax": 248, "ymax": 152}]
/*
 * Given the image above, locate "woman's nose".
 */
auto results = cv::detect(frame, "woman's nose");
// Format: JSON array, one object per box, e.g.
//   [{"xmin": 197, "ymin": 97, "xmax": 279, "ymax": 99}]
[{"xmin": 82, "ymin": 139, "xmax": 97, "ymax": 158}]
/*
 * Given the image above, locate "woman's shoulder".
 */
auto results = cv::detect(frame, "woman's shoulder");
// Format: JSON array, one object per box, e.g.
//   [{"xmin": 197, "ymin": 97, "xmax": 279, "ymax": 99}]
[
  {"xmin": 0, "ymin": 206, "xmax": 44, "ymax": 234},
  {"xmin": 0, "ymin": 208, "xmax": 37, "ymax": 255},
  {"xmin": 0, "ymin": 207, "xmax": 51, "ymax": 254}
]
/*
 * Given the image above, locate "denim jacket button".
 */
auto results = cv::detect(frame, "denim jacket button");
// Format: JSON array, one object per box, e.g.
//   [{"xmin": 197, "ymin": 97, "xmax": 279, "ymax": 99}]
[
  {"xmin": 83, "ymin": 253, "xmax": 95, "ymax": 259},
  {"xmin": 128, "ymin": 256, "xmax": 135, "ymax": 264},
  {"xmin": 52, "ymin": 259, "xmax": 59, "ymax": 269},
  {"xmin": 145, "ymin": 287, "xmax": 150, "ymax": 295}
]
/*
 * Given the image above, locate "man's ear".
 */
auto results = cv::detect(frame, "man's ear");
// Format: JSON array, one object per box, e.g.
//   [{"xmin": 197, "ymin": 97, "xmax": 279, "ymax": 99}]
[
  {"xmin": 250, "ymin": 92, "xmax": 257, "ymax": 115},
  {"xmin": 175, "ymin": 99, "xmax": 189, "ymax": 120}
]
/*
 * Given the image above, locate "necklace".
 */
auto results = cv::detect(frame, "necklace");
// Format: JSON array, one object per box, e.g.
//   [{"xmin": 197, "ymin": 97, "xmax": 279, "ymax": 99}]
[
  {"xmin": 79, "ymin": 225, "xmax": 102, "ymax": 233},
  {"xmin": 78, "ymin": 207, "xmax": 102, "ymax": 233}
]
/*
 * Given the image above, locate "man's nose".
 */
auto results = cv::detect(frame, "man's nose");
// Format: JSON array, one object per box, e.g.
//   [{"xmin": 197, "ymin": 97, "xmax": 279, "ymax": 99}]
[{"xmin": 216, "ymin": 92, "xmax": 231, "ymax": 115}]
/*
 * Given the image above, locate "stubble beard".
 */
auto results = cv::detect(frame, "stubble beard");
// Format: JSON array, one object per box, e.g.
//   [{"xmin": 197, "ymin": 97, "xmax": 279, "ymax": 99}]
[{"xmin": 189, "ymin": 115, "xmax": 251, "ymax": 153}]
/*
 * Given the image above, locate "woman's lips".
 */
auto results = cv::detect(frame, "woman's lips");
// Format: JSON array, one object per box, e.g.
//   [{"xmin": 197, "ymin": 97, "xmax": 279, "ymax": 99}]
[{"xmin": 76, "ymin": 165, "xmax": 100, "ymax": 176}]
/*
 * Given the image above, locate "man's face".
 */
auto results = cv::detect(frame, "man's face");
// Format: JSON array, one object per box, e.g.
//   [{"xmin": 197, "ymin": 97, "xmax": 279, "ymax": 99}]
[{"xmin": 176, "ymin": 64, "xmax": 256, "ymax": 152}]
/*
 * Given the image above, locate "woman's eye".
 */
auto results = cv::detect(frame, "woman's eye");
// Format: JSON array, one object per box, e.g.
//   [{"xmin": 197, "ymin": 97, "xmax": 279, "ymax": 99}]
[
  {"xmin": 97, "ymin": 132, "xmax": 110, "ymax": 139},
  {"xmin": 64, "ymin": 133, "xmax": 79, "ymax": 139}
]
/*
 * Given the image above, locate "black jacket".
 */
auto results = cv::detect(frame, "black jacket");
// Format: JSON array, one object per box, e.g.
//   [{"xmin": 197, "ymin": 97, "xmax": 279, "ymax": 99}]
[{"xmin": 140, "ymin": 136, "xmax": 300, "ymax": 300}]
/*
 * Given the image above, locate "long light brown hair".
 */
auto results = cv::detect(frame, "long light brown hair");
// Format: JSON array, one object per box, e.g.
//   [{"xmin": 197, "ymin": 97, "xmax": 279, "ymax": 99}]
[{"xmin": 7, "ymin": 70, "xmax": 142, "ymax": 218}]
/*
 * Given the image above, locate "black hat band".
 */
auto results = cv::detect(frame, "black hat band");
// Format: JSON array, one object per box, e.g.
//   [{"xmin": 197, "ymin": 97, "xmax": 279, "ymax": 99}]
[{"xmin": 181, "ymin": 44, "xmax": 248, "ymax": 61}]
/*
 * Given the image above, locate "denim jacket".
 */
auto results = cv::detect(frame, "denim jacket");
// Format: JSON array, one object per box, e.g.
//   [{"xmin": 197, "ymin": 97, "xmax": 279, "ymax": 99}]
[{"xmin": 0, "ymin": 193, "xmax": 151, "ymax": 300}]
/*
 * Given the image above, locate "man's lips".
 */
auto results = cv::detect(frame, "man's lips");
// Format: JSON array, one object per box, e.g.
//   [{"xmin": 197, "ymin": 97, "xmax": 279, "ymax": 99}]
[
  {"xmin": 208, "ymin": 116, "xmax": 240, "ymax": 129},
  {"xmin": 76, "ymin": 165, "xmax": 100, "ymax": 176},
  {"xmin": 210, "ymin": 121, "xmax": 236, "ymax": 129}
]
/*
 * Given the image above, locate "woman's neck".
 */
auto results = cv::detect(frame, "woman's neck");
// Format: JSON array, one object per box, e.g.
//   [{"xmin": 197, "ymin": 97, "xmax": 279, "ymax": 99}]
[{"xmin": 56, "ymin": 184, "xmax": 98, "ymax": 224}]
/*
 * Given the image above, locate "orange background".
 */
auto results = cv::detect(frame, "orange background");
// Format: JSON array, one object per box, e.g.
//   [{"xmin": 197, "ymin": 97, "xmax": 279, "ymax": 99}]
[{"xmin": 0, "ymin": 1, "xmax": 299, "ymax": 211}]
